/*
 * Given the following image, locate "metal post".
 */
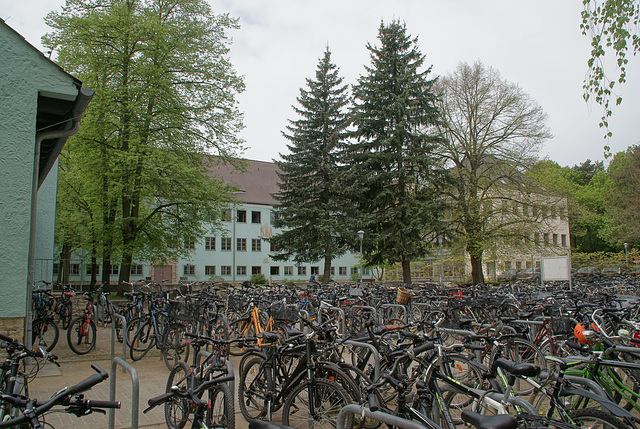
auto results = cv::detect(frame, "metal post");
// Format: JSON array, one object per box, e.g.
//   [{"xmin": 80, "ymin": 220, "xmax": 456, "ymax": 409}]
[
  {"xmin": 438, "ymin": 235, "xmax": 443, "ymax": 286},
  {"xmin": 109, "ymin": 357, "xmax": 139, "ymax": 429},
  {"xmin": 357, "ymin": 230, "xmax": 364, "ymax": 287}
]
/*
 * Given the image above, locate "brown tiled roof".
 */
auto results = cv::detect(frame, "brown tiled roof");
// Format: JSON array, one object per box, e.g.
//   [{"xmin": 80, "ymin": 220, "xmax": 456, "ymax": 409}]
[{"xmin": 207, "ymin": 159, "xmax": 281, "ymax": 206}]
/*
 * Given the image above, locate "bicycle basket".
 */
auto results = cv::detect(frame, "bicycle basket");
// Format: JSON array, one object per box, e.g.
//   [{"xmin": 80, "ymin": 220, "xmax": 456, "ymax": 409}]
[
  {"xmin": 271, "ymin": 302, "xmax": 299, "ymax": 322},
  {"xmin": 550, "ymin": 306, "xmax": 571, "ymax": 334},
  {"xmin": 395, "ymin": 287, "xmax": 411, "ymax": 305}
]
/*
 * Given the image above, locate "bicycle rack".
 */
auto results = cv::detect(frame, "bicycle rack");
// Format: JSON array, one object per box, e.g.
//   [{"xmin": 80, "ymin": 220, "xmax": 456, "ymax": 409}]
[
  {"xmin": 110, "ymin": 313, "xmax": 127, "ymax": 362},
  {"xmin": 379, "ymin": 303, "xmax": 408, "ymax": 323},
  {"xmin": 196, "ymin": 350, "xmax": 235, "ymax": 399},
  {"xmin": 337, "ymin": 404, "xmax": 429, "ymax": 429},
  {"xmin": 317, "ymin": 304, "xmax": 346, "ymax": 336},
  {"xmin": 343, "ymin": 340, "xmax": 380, "ymax": 381},
  {"xmin": 108, "ymin": 357, "xmax": 139, "ymax": 429}
]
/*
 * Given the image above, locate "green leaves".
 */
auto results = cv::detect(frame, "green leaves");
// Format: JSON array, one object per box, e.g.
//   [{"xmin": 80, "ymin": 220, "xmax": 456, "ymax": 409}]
[{"xmin": 581, "ymin": 0, "xmax": 639, "ymax": 137}]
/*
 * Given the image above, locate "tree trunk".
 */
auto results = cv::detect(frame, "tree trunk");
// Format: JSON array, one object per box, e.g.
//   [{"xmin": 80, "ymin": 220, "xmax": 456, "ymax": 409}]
[
  {"xmin": 401, "ymin": 256, "xmax": 412, "ymax": 284},
  {"xmin": 323, "ymin": 252, "xmax": 332, "ymax": 282},
  {"xmin": 59, "ymin": 244, "xmax": 72, "ymax": 285},
  {"xmin": 467, "ymin": 244, "xmax": 485, "ymax": 285}
]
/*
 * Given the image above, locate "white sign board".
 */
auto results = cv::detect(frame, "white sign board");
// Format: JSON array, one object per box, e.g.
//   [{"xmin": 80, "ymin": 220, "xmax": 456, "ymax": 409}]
[{"xmin": 541, "ymin": 255, "xmax": 571, "ymax": 281}]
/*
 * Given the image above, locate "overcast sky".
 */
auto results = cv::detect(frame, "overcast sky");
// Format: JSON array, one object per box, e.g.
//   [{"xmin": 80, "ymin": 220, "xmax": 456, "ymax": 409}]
[{"xmin": 4, "ymin": 0, "xmax": 639, "ymax": 167}]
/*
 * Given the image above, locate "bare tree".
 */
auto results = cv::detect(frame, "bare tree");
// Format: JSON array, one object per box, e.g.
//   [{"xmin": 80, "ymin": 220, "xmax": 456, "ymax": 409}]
[{"xmin": 436, "ymin": 61, "xmax": 553, "ymax": 284}]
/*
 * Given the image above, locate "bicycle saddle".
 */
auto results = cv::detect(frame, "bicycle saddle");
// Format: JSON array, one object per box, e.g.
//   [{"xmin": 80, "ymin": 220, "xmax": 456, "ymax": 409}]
[
  {"xmin": 461, "ymin": 411, "xmax": 518, "ymax": 429},
  {"xmin": 494, "ymin": 358, "xmax": 541, "ymax": 377}
]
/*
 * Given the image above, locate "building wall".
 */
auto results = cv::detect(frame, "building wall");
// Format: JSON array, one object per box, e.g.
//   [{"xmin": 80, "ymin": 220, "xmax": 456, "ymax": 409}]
[{"xmin": 0, "ymin": 22, "xmax": 79, "ymax": 319}]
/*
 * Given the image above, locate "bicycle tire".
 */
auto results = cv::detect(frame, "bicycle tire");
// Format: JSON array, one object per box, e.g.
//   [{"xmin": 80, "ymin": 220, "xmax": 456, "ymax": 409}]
[
  {"xmin": 66, "ymin": 317, "xmax": 96, "ymax": 355},
  {"xmin": 162, "ymin": 324, "xmax": 189, "ymax": 371},
  {"xmin": 130, "ymin": 320, "xmax": 156, "ymax": 361},
  {"xmin": 165, "ymin": 361, "xmax": 190, "ymax": 429},
  {"xmin": 281, "ymin": 377, "xmax": 352, "ymax": 429},
  {"xmin": 60, "ymin": 301, "xmax": 73, "ymax": 330},
  {"xmin": 206, "ymin": 382, "xmax": 235, "ymax": 429},
  {"xmin": 501, "ymin": 337, "xmax": 547, "ymax": 395},
  {"xmin": 567, "ymin": 407, "xmax": 632, "ymax": 429},
  {"xmin": 32, "ymin": 317, "xmax": 59, "ymax": 352},
  {"xmin": 238, "ymin": 356, "xmax": 271, "ymax": 421}
]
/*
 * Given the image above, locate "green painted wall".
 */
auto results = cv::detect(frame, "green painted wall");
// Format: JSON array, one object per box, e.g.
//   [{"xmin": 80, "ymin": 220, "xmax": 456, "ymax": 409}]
[{"xmin": 0, "ymin": 22, "xmax": 78, "ymax": 318}]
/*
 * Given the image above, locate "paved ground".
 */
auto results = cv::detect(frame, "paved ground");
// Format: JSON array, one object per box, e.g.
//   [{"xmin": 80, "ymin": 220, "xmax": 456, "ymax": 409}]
[{"xmin": 28, "ymin": 324, "xmax": 252, "ymax": 429}]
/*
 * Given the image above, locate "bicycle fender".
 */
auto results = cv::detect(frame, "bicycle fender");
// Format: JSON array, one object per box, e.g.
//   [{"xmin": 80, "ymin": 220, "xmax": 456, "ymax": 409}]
[{"xmin": 561, "ymin": 386, "xmax": 637, "ymax": 420}]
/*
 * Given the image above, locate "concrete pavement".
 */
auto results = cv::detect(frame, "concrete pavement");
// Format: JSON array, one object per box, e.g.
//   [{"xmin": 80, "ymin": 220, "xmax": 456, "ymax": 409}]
[{"xmin": 27, "ymin": 323, "xmax": 252, "ymax": 429}]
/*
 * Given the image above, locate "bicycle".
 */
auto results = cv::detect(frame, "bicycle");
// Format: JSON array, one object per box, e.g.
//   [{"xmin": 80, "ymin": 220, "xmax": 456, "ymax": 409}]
[
  {"xmin": 163, "ymin": 333, "xmax": 238, "ymax": 428},
  {"xmin": 130, "ymin": 294, "xmax": 188, "ymax": 369},
  {"xmin": 145, "ymin": 372, "xmax": 234, "ymax": 429},
  {"xmin": 0, "ymin": 333, "xmax": 59, "ymax": 423},
  {"xmin": 237, "ymin": 322, "xmax": 353, "ymax": 427},
  {"xmin": 0, "ymin": 363, "xmax": 119, "ymax": 429},
  {"xmin": 66, "ymin": 291, "xmax": 97, "ymax": 355},
  {"xmin": 31, "ymin": 289, "xmax": 59, "ymax": 352}
]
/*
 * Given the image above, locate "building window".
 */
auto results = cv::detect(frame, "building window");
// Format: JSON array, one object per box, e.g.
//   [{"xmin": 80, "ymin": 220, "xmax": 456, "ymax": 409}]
[
  {"xmin": 270, "ymin": 212, "xmax": 280, "ymax": 223},
  {"xmin": 339, "ymin": 266, "xmax": 347, "ymax": 276},
  {"xmin": 252, "ymin": 266, "xmax": 262, "ymax": 275},
  {"xmin": 561, "ymin": 234, "xmax": 567, "ymax": 247},
  {"xmin": 185, "ymin": 237, "xmax": 196, "ymax": 249},
  {"xmin": 130, "ymin": 264, "xmax": 143, "ymax": 276},
  {"xmin": 183, "ymin": 265, "xmax": 195, "ymax": 276},
  {"xmin": 251, "ymin": 239, "xmax": 261, "ymax": 252},
  {"xmin": 504, "ymin": 260, "xmax": 511, "ymax": 270},
  {"xmin": 252, "ymin": 211, "xmax": 261, "ymax": 224},
  {"xmin": 205, "ymin": 237, "xmax": 216, "ymax": 250},
  {"xmin": 237, "ymin": 210, "xmax": 247, "ymax": 223},
  {"xmin": 351, "ymin": 267, "xmax": 359, "ymax": 276},
  {"xmin": 311, "ymin": 266, "xmax": 319, "ymax": 275},
  {"xmin": 237, "ymin": 266, "xmax": 247, "ymax": 276},
  {"xmin": 221, "ymin": 237, "xmax": 232, "ymax": 251},
  {"xmin": 205, "ymin": 266, "xmax": 216, "ymax": 276},
  {"xmin": 222, "ymin": 210, "xmax": 232, "ymax": 221},
  {"xmin": 298, "ymin": 266, "xmax": 307, "ymax": 276},
  {"xmin": 70, "ymin": 263, "xmax": 80, "ymax": 276},
  {"xmin": 515, "ymin": 261, "xmax": 522, "ymax": 270},
  {"xmin": 270, "ymin": 266, "xmax": 280, "ymax": 276},
  {"xmin": 284, "ymin": 266, "xmax": 293, "ymax": 276},
  {"xmin": 237, "ymin": 238, "xmax": 247, "ymax": 251},
  {"xmin": 86, "ymin": 264, "xmax": 100, "ymax": 276},
  {"xmin": 110, "ymin": 265, "xmax": 119, "ymax": 275},
  {"xmin": 270, "ymin": 241, "xmax": 278, "ymax": 252},
  {"xmin": 221, "ymin": 266, "xmax": 232, "ymax": 276},
  {"xmin": 543, "ymin": 233, "xmax": 550, "ymax": 246},
  {"xmin": 533, "ymin": 232, "xmax": 540, "ymax": 245},
  {"xmin": 552, "ymin": 233, "xmax": 558, "ymax": 245}
]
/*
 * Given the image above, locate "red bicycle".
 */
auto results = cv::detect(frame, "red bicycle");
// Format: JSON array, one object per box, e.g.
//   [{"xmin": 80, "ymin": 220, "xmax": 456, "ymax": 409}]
[{"xmin": 66, "ymin": 292, "xmax": 97, "ymax": 354}]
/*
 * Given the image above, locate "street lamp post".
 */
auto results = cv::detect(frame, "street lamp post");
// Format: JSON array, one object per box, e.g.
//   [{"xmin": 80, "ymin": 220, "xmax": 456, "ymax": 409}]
[
  {"xmin": 624, "ymin": 242, "xmax": 629, "ymax": 268},
  {"xmin": 357, "ymin": 230, "xmax": 364, "ymax": 288}
]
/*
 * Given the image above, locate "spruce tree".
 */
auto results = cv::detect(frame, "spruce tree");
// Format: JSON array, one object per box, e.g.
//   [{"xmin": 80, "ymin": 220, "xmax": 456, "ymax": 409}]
[
  {"xmin": 347, "ymin": 20, "xmax": 447, "ymax": 284},
  {"xmin": 271, "ymin": 47, "xmax": 351, "ymax": 281}
]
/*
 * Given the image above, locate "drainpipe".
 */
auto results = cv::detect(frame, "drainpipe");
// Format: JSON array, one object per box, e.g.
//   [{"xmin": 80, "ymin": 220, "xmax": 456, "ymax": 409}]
[{"xmin": 25, "ymin": 87, "xmax": 94, "ymax": 348}]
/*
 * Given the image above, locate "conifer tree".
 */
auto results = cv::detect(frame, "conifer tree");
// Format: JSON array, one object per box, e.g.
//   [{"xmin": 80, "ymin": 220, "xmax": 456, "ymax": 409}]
[
  {"xmin": 271, "ymin": 48, "xmax": 352, "ymax": 281},
  {"xmin": 347, "ymin": 20, "xmax": 447, "ymax": 284}
]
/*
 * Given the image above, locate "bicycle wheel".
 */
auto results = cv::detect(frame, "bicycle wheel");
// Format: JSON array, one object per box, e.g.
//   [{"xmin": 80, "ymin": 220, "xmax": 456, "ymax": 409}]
[
  {"xmin": 32, "ymin": 317, "xmax": 59, "ymax": 352},
  {"xmin": 165, "ymin": 361, "xmax": 190, "ymax": 429},
  {"xmin": 66, "ymin": 316, "xmax": 96, "ymax": 355},
  {"xmin": 59, "ymin": 301, "xmax": 73, "ymax": 330},
  {"xmin": 282, "ymin": 377, "xmax": 352, "ymax": 429},
  {"xmin": 206, "ymin": 382, "xmax": 235, "ymax": 429},
  {"xmin": 502, "ymin": 337, "xmax": 547, "ymax": 395},
  {"xmin": 567, "ymin": 408, "xmax": 632, "ymax": 429},
  {"xmin": 130, "ymin": 320, "xmax": 155, "ymax": 361},
  {"xmin": 609, "ymin": 364, "xmax": 640, "ymax": 411},
  {"xmin": 125, "ymin": 316, "xmax": 143, "ymax": 347},
  {"xmin": 162, "ymin": 324, "xmax": 189, "ymax": 371},
  {"xmin": 238, "ymin": 356, "xmax": 271, "ymax": 421}
]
